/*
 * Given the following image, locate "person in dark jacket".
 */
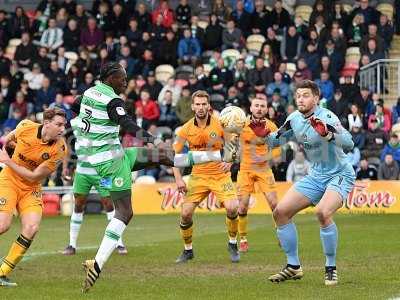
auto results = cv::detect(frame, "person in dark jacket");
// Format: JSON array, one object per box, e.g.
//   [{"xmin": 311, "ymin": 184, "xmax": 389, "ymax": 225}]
[
  {"xmin": 378, "ymin": 154, "xmax": 400, "ymax": 180},
  {"xmin": 204, "ymin": 14, "xmax": 223, "ymax": 51},
  {"xmin": 156, "ymin": 31, "xmax": 178, "ymax": 66}
]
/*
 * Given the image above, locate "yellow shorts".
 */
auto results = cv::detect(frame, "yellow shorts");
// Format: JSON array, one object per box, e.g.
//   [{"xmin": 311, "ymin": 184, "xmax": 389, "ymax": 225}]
[
  {"xmin": 0, "ymin": 175, "xmax": 42, "ymax": 215},
  {"xmin": 185, "ymin": 173, "xmax": 236, "ymax": 203},
  {"xmin": 237, "ymin": 169, "xmax": 277, "ymax": 196}
]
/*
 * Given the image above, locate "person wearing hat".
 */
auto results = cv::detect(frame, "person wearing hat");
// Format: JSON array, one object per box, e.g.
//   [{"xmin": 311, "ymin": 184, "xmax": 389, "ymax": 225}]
[{"xmin": 141, "ymin": 70, "xmax": 163, "ymax": 101}]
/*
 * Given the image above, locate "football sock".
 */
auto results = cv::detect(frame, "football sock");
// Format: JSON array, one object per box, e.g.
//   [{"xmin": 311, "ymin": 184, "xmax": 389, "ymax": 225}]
[
  {"xmin": 106, "ymin": 210, "xmax": 124, "ymax": 247},
  {"xmin": 69, "ymin": 212, "xmax": 83, "ymax": 249},
  {"xmin": 180, "ymin": 221, "xmax": 193, "ymax": 250},
  {"xmin": 238, "ymin": 213, "xmax": 248, "ymax": 241},
  {"xmin": 277, "ymin": 222, "xmax": 300, "ymax": 266},
  {"xmin": 226, "ymin": 214, "xmax": 239, "ymax": 244},
  {"xmin": 320, "ymin": 222, "xmax": 338, "ymax": 267},
  {"xmin": 0, "ymin": 234, "xmax": 32, "ymax": 276},
  {"xmin": 95, "ymin": 218, "xmax": 126, "ymax": 270}
]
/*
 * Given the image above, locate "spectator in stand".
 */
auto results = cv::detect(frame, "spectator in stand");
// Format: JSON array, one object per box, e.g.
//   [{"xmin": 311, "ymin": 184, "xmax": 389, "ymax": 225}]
[
  {"xmin": 95, "ymin": 1, "xmax": 113, "ymax": 33},
  {"xmin": 24, "ymin": 63, "xmax": 45, "ymax": 91},
  {"xmin": 8, "ymin": 91, "xmax": 32, "ymax": 120},
  {"xmin": 209, "ymin": 58, "xmax": 233, "ymax": 95},
  {"xmin": 0, "ymin": 94, "xmax": 9, "ymax": 123},
  {"xmin": 158, "ymin": 90, "xmax": 179, "ymax": 128},
  {"xmin": 225, "ymin": 85, "xmax": 244, "ymax": 108},
  {"xmin": 190, "ymin": 16, "xmax": 205, "ymax": 47},
  {"xmin": 34, "ymin": 47, "xmax": 51, "ymax": 72},
  {"xmin": 356, "ymin": 158, "xmax": 378, "ymax": 180},
  {"xmin": 381, "ymin": 133, "xmax": 400, "ymax": 165},
  {"xmin": 49, "ymin": 92, "xmax": 72, "ymax": 121},
  {"xmin": 269, "ymin": 89, "xmax": 286, "ymax": 122},
  {"xmin": 63, "ymin": 18, "xmax": 80, "ymax": 52},
  {"xmin": 175, "ymin": 87, "xmax": 193, "ymax": 124},
  {"xmin": 350, "ymin": 0, "xmax": 379, "ymax": 26},
  {"xmin": 61, "ymin": 0, "xmax": 76, "ymax": 16},
  {"xmin": 19, "ymin": 79, "xmax": 35, "ymax": 104},
  {"xmin": 392, "ymin": 97, "xmax": 400, "ymax": 125},
  {"xmin": 15, "ymin": 32, "xmax": 37, "ymax": 69},
  {"xmin": 287, "ymin": 71, "xmax": 304, "ymax": 104},
  {"xmin": 9, "ymin": 6, "xmax": 30, "ymax": 39},
  {"xmin": 77, "ymin": 72, "xmax": 94, "ymax": 94},
  {"xmin": 301, "ymin": 42, "xmax": 320, "ymax": 78},
  {"xmin": 266, "ymin": 72, "xmax": 290, "ymax": 102},
  {"xmin": 176, "ymin": 0, "xmax": 192, "ymax": 27},
  {"xmin": 328, "ymin": 89, "xmax": 349, "ymax": 127},
  {"xmin": 152, "ymin": 0, "xmax": 174, "ymax": 29},
  {"xmin": 46, "ymin": 60, "xmax": 67, "ymax": 93},
  {"xmin": 233, "ymin": 58, "xmax": 249, "ymax": 83},
  {"xmin": 248, "ymin": 57, "xmax": 273, "ymax": 94},
  {"xmin": 36, "ymin": 0, "xmax": 59, "ymax": 18},
  {"xmin": 135, "ymin": 89, "xmax": 160, "ymax": 123},
  {"xmin": 351, "ymin": 121, "xmax": 366, "ymax": 150},
  {"xmin": 39, "ymin": 18, "xmax": 64, "ymax": 53},
  {"xmin": 332, "ymin": 3, "xmax": 348, "ymax": 30},
  {"xmin": 157, "ymin": 30, "xmax": 178, "ymax": 66},
  {"xmin": 259, "ymin": 43, "xmax": 277, "ymax": 70},
  {"xmin": 137, "ymin": 31, "xmax": 155, "ymax": 57},
  {"xmin": 368, "ymin": 103, "xmax": 391, "ymax": 134},
  {"xmin": 277, "ymin": 62, "xmax": 291, "ymax": 85},
  {"xmin": 116, "ymin": 45, "xmax": 137, "ymax": 77},
  {"xmin": 204, "ymin": 14, "xmax": 223, "ymax": 51},
  {"xmin": 363, "ymin": 38, "xmax": 385, "ymax": 63},
  {"xmin": 80, "ymin": 17, "xmax": 104, "ymax": 52},
  {"xmin": 309, "ymin": 0, "xmax": 331, "ymax": 27},
  {"xmin": 0, "ymin": 75, "xmax": 14, "ymax": 104},
  {"xmin": 158, "ymin": 78, "xmax": 182, "ymax": 107},
  {"xmin": 2, "ymin": 108, "xmax": 22, "ymax": 131},
  {"xmin": 327, "ymin": 22, "xmax": 347, "ymax": 57},
  {"xmin": 111, "ymin": 3, "xmax": 128, "ymax": 37},
  {"xmin": 133, "ymin": 3, "xmax": 152, "ymax": 32},
  {"xmin": 270, "ymin": 0, "xmax": 290, "ymax": 31},
  {"xmin": 378, "ymin": 14, "xmax": 394, "ymax": 53},
  {"xmin": 312, "ymin": 16, "xmax": 329, "ymax": 45},
  {"xmin": 230, "ymin": 0, "xmax": 252, "ymax": 37},
  {"xmin": 222, "ymin": 19, "xmax": 242, "ymax": 50},
  {"xmin": 378, "ymin": 154, "xmax": 400, "ymax": 180},
  {"xmin": 348, "ymin": 104, "xmax": 363, "ymax": 131},
  {"xmin": 125, "ymin": 18, "xmax": 141, "ymax": 49},
  {"xmin": 35, "ymin": 76, "xmax": 56, "ymax": 112},
  {"xmin": 362, "ymin": 115, "xmax": 388, "ymax": 159},
  {"xmin": 0, "ymin": 10, "xmax": 9, "ymax": 49},
  {"xmin": 294, "ymin": 15, "xmax": 308, "ymax": 40},
  {"xmin": 340, "ymin": 75, "xmax": 359, "ymax": 102},
  {"xmin": 360, "ymin": 23, "xmax": 385, "ymax": 54},
  {"xmin": 315, "ymin": 71, "xmax": 334, "ymax": 102},
  {"xmin": 251, "ymin": 0, "xmax": 271, "ymax": 35},
  {"xmin": 177, "ymin": 29, "xmax": 201, "ymax": 65},
  {"xmin": 263, "ymin": 27, "xmax": 281, "ymax": 59},
  {"xmin": 280, "ymin": 25, "xmax": 303, "ymax": 63},
  {"xmin": 353, "ymin": 86, "xmax": 373, "ymax": 116},
  {"xmin": 151, "ymin": 14, "xmax": 167, "ymax": 47},
  {"xmin": 296, "ymin": 58, "xmax": 313, "ymax": 80},
  {"xmin": 212, "ymin": 0, "xmax": 231, "ymax": 25},
  {"xmin": 286, "ymin": 151, "xmax": 310, "ymax": 183},
  {"xmin": 140, "ymin": 72, "xmax": 161, "ymax": 101},
  {"xmin": 66, "ymin": 64, "xmax": 81, "ymax": 92},
  {"xmin": 347, "ymin": 14, "xmax": 367, "ymax": 47},
  {"xmin": 322, "ymin": 39, "xmax": 343, "ymax": 85},
  {"xmin": 55, "ymin": 7, "xmax": 68, "ymax": 29},
  {"xmin": 396, "ymin": 0, "xmax": 400, "ymax": 34}
]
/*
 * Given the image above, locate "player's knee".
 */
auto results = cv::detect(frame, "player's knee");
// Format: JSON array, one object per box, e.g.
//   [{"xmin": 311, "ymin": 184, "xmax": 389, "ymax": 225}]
[
  {"xmin": 22, "ymin": 223, "xmax": 39, "ymax": 239},
  {"xmin": 315, "ymin": 208, "xmax": 332, "ymax": 224},
  {"xmin": 114, "ymin": 210, "xmax": 133, "ymax": 225},
  {"xmin": 0, "ymin": 223, "xmax": 11, "ymax": 234},
  {"xmin": 272, "ymin": 206, "xmax": 287, "ymax": 223},
  {"xmin": 226, "ymin": 207, "xmax": 238, "ymax": 218},
  {"xmin": 181, "ymin": 212, "xmax": 193, "ymax": 224},
  {"xmin": 238, "ymin": 205, "xmax": 248, "ymax": 215}
]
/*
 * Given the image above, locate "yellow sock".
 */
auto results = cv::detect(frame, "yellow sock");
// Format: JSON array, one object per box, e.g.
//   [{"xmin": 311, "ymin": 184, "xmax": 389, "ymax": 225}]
[
  {"xmin": 180, "ymin": 221, "xmax": 193, "ymax": 249},
  {"xmin": 238, "ymin": 213, "xmax": 248, "ymax": 241},
  {"xmin": 0, "ymin": 234, "xmax": 32, "ymax": 276},
  {"xmin": 226, "ymin": 214, "xmax": 239, "ymax": 241}
]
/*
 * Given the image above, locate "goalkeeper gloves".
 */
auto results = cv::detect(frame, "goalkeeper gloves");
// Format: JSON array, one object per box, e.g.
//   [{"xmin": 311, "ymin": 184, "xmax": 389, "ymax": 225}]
[
  {"xmin": 249, "ymin": 119, "xmax": 271, "ymax": 138},
  {"xmin": 309, "ymin": 117, "xmax": 336, "ymax": 141}
]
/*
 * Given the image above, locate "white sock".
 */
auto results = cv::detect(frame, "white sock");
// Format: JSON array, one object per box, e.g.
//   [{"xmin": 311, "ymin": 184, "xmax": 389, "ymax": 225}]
[
  {"xmin": 229, "ymin": 237, "xmax": 237, "ymax": 244},
  {"xmin": 95, "ymin": 218, "xmax": 126, "ymax": 269},
  {"xmin": 184, "ymin": 243, "xmax": 193, "ymax": 250},
  {"xmin": 106, "ymin": 210, "xmax": 125, "ymax": 248},
  {"xmin": 69, "ymin": 212, "xmax": 83, "ymax": 249}
]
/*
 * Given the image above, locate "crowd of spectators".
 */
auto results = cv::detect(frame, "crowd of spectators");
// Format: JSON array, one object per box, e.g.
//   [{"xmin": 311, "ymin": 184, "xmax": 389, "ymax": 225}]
[{"xmin": 0, "ymin": 0, "xmax": 400, "ymax": 185}]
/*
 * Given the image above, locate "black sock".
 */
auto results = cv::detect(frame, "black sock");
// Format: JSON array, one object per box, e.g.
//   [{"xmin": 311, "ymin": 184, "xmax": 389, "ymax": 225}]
[{"xmin": 287, "ymin": 264, "xmax": 300, "ymax": 270}]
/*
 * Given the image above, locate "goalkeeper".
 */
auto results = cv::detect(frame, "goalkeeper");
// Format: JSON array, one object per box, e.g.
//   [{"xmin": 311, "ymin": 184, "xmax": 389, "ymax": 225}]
[{"xmin": 72, "ymin": 62, "xmax": 226, "ymax": 293}]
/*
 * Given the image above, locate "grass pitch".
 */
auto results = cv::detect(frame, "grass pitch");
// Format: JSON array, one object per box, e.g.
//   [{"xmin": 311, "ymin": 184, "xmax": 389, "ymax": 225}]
[{"xmin": 0, "ymin": 213, "xmax": 399, "ymax": 300}]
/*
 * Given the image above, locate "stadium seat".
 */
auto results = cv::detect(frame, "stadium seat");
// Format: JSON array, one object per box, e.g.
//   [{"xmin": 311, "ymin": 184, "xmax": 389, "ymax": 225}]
[
  {"xmin": 286, "ymin": 62, "xmax": 297, "ymax": 78},
  {"xmin": 135, "ymin": 175, "xmax": 156, "ymax": 184},
  {"xmin": 391, "ymin": 123, "xmax": 400, "ymax": 136},
  {"xmin": 377, "ymin": 3, "xmax": 394, "ymax": 20},
  {"xmin": 295, "ymin": 5, "xmax": 312, "ymax": 23},
  {"xmin": 221, "ymin": 48, "xmax": 241, "ymax": 65},
  {"xmin": 367, "ymin": 157, "xmax": 381, "ymax": 168},
  {"xmin": 155, "ymin": 126, "xmax": 173, "ymax": 138},
  {"xmin": 64, "ymin": 51, "xmax": 78, "ymax": 62},
  {"xmin": 175, "ymin": 65, "xmax": 194, "ymax": 80},
  {"xmin": 42, "ymin": 193, "xmax": 60, "ymax": 216},
  {"xmin": 246, "ymin": 34, "xmax": 266, "ymax": 55},
  {"xmin": 175, "ymin": 79, "xmax": 188, "ymax": 88},
  {"xmin": 203, "ymin": 63, "xmax": 212, "ymax": 76},
  {"xmin": 155, "ymin": 64, "xmax": 175, "ymax": 84},
  {"xmin": 210, "ymin": 93, "xmax": 225, "ymax": 111},
  {"xmin": 8, "ymin": 38, "xmax": 21, "ymax": 47},
  {"xmin": 4, "ymin": 46, "xmax": 16, "ymax": 60},
  {"xmin": 345, "ymin": 47, "xmax": 361, "ymax": 66},
  {"xmin": 60, "ymin": 193, "xmax": 74, "ymax": 216}
]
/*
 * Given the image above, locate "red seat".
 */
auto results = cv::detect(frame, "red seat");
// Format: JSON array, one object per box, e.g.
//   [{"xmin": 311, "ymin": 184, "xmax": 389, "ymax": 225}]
[{"xmin": 42, "ymin": 193, "xmax": 60, "ymax": 216}]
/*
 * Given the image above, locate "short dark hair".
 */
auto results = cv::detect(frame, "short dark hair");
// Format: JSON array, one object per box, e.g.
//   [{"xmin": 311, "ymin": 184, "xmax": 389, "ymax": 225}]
[
  {"xmin": 99, "ymin": 62, "xmax": 123, "ymax": 81},
  {"xmin": 43, "ymin": 108, "xmax": 66, "ymax": 121},
  {"xmin": 295, "ymin": 80, "xmax": 320, "ymax": 97}
]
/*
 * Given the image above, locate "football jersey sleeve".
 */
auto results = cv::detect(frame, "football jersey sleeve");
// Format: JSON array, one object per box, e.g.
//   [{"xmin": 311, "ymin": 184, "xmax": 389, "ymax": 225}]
[{"xmin": 42, "ymin": 140, "xmax": 67, "ymax": 172}]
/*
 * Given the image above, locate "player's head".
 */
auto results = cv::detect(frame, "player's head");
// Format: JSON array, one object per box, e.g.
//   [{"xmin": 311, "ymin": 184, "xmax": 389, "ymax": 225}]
[
  {"xmin": 294, "ymin": 80, "xmax": 320, "ymax": 115},
  {"xmin": 250, "ymin": 97, "xmax": 268, "ymax": 119},
  {"xmin": 42, "ymin": 108, "xmax": 66, "ymax": 140},
  {"xmin": 191, "ymin": 90, "xmax": 210, "ymax": 120},
  {"xmin": 100, "ymin": 62, "xmax": 128, "ymax": 95}
]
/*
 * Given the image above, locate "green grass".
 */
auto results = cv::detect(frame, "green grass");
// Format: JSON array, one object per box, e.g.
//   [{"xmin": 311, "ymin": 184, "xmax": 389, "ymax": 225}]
[{"xmin": 0, "ymin": 214, "xmax": 399, "ymax": 300}]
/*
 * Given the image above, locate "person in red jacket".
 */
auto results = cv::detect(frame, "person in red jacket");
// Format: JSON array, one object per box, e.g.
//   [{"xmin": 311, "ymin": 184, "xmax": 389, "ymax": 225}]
[
  {"xmin": 152, "ymin": 0, "xmax": 174, "ymax": 28},
  {"xmin": 135, "ymin": 89, "xmax": 160, "ymax": 122}
]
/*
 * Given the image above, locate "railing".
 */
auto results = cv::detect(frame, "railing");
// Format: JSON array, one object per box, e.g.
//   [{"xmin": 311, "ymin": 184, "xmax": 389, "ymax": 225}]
[{"xmin": 359, "ymin": 59, "xmax": 400, "ymax": 99}]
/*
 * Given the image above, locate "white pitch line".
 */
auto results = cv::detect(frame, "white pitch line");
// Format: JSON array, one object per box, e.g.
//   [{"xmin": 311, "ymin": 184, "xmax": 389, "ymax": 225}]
[{"xmin": 22, "ymin": 246, "xmax": 98, "ymax": 262}]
